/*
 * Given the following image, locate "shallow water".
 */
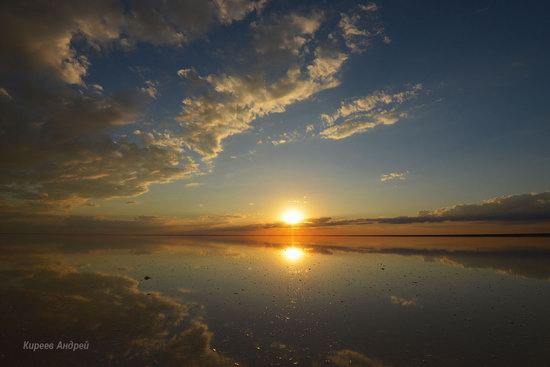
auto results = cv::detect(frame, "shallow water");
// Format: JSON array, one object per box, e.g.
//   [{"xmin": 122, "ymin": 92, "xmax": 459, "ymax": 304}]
[{"xmin": 1, "ymin": 235, "xmax": 550, "ymax": 366}]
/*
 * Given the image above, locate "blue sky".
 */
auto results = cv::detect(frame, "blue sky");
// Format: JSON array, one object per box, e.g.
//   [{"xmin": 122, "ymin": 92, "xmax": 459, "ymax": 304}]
[{"xmin": 1, "ymin": 0, "xmax": 549, "ymax": 233}]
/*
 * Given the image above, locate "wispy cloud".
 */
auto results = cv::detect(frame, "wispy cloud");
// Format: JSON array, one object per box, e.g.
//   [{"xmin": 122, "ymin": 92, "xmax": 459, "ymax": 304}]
[
  {"xmin": 139, "ymin": 80, "xmax": 160, "ymax": 99},
  {"xmin": 320, "ymin": 84, "xmax": 422, "ymax": 140},
  {"xmin": 380, "ymin": 171, "xmax": 408, "ymax": 182},
  {"xmin": 185, "ymin": 182, "xmax": 204, "ymax": 188}
]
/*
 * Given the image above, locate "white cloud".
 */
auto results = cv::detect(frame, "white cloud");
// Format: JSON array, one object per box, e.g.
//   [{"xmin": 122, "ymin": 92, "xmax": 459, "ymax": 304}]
[
  {"xmin": 177, "ymin": 7, "xmax": 388, "ymax": 159},
  {"xmin": 380, "ymin": 171, "xmax": 408, "ymax": 182},
  {"xmin": 320, "ymin": 84, "xmax": 422, "ymax": 140},
  {"xmin": 140, "ymin": 80, "xmax": 160, "ymax": 99},
  {"xmin": 177, "ymin": 68, "xmax": 193, "ymax": 78},
  {"xmin": 270, "ymin": 130, "xmax": 301, "ymax": 146}
]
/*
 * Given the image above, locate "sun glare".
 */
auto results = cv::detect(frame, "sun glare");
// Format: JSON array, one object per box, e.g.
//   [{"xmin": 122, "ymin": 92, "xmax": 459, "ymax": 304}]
[
  {"xmin": 282, "ymin": 247, "xmax": 304, "ymax": 262},
  {"xmin": 281, "ymin": 209, "xmax": 304, "ymax": 225}
]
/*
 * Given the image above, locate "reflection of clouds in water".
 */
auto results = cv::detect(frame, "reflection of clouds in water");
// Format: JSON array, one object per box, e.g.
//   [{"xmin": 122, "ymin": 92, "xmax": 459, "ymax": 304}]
[
  {"xmin": 390, "ymin": 295, "xmax": 418, "ymax": 307},
  {"xmin": 423, "ymin": 252, "xmax": 550, "ymax": 281},
  {"xmin": 2, "ymin": 235, "xmax": 550, "ymax": 282},
  {"xmin": 327, "ymin": 349, "xmax": 388, "ymax": 367},
  {"xmin": 0, "ymin": 262, "xmax": 236, "ymax": 366},
  {"xmin": 303, "ymin": 244, "xmax": 550, "ymax": 281}
]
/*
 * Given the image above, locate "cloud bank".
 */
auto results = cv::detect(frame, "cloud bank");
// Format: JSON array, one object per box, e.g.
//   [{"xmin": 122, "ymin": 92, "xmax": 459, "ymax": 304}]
[{"xmin": 0, "ymin": 0, "xmax": 262, "ymax": 208}]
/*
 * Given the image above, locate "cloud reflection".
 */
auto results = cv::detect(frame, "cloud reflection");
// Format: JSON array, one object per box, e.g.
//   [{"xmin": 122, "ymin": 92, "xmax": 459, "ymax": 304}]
[{"xmin": 0, "ymin": 261, "xmax": 237, "ymax": 366}]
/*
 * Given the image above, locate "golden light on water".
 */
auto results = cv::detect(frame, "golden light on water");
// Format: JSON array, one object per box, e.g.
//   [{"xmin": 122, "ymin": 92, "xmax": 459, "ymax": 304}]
[
  {"xmin": 282, "ymin": 247, "xmax": 304, "ymax": 262},
  {"xmin": 281, "ymin": 209, "xmax": 304, "ymax": 225}
]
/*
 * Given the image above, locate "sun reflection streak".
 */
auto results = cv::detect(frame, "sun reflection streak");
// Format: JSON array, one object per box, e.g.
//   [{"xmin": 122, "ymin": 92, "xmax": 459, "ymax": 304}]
[{"xmin": 282, "ymin": 247, "xmax": 304, "ymax": 262}]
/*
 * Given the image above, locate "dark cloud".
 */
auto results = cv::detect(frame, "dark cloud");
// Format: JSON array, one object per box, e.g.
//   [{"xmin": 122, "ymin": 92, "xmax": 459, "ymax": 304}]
[
  {"xmin": 0, "ymin": 0, "xmax": 265, "ymax": 209},
  {"xmin": 0, "ymin": 0, "xmax": 264, "ymax": 84},
  {"xmin": 0, "ymin": 83, "xmax": 197, "ymax": 208},
  {"xmin": 1, "ymin": 192, "xmax": 549, "ymax": 233},
  {"xmin": 300, "ymin": 192, "xmax": 550, "ymax": 227}
]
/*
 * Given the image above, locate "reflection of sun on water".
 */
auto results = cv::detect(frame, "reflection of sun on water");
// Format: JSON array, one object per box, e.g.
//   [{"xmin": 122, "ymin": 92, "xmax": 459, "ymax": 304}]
[{"xmin": 282, "ymin": 247, "xmax": 304, "ymax": 262}]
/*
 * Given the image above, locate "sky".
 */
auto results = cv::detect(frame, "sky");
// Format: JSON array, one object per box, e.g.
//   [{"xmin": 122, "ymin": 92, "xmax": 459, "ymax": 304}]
[{"xmin": 0, "ymin": 0, "xmax": 549, "ymax": 234}]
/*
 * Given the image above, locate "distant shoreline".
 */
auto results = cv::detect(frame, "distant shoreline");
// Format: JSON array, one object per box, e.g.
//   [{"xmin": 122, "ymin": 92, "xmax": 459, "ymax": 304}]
[{"xmin": 1, "ymin": 233, "xmax": 549, "ymax": 238}]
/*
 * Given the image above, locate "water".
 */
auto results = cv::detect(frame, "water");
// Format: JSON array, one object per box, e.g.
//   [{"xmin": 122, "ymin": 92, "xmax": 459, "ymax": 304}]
[{"xmin": 1, "ymin": 235, "xmax": 550, "ymax": 366}]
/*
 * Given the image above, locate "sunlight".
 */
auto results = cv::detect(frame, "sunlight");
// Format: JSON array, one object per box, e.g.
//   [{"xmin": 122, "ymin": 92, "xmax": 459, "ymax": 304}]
[
  {"xmin": 282, "ymin": 247, "xmax": 304, "ymax": 262},
  {"xmin": 281, "ymin": 209, "xmax": 304, "ymax": 225}
]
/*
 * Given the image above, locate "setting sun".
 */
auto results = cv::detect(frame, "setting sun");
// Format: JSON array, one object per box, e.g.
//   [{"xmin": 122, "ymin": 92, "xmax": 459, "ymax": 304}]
[{"xmin": 281, "ymin": 209, "xmax": 304, "ymax": 225}]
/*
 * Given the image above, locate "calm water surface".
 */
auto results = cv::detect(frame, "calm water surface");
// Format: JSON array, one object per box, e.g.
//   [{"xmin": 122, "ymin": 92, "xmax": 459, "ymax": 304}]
[{"xmin": 1, "ymin": 235, "xmax": 550, "ymax": 366}]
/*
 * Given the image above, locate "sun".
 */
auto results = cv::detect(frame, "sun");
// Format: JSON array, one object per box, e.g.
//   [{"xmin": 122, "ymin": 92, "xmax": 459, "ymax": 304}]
[{"xmin": 281, "ymin": 209, "xmax": 304, "ymax": 225}]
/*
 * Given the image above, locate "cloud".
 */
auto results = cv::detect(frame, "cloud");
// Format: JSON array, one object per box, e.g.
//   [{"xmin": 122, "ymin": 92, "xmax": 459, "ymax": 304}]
[
  {"xmin": 185, "ymin": 182, "xmax": 204, "ymax": 188},
  {"xmin": 251, "ymin": 11, "xmax": 323, "ymax": 61},
  {"xmin": 0, "ymin": 0, "xmax": 263, "ymax": 85},
  {"xmin": 0, "ymin": 1, "xmax": 389, "ymax": 209},
  {"xmin": 214, "ymin": 0, "xmax": 267, "ymax": 24},
  {"xmin": 139, "ymin": 80, "xmax": 160, "ymax": 99},
  {"xmin": 0, "ymin": 86, "xmax": 12, "ymax": 99},
  {"xmin": 0, "ymin": 263, "xmax": 237, "ymax": 366},
  {"xmin": 320, "ymin": 84, "xmax": 422, "ymax": 140},
  {"xmin": 270, "ymin": 130, "xmax": 301, "ymax": 146},
  {"xmin": 339, "ymin": 3, "xmax": 388, "ymax": 53},
  {"xmin": 415, "ymin": 192, "xmax": 550, "ymax": 222},
  {"xmin": 380, "ymin": 171, "xmax": 408, "ymax": 182},
  {"xmin": 302, "ymin": 192, "xmax": 550, "ymax": 226},
  {"xmin": 3, "ymin": 191, "xmax": 547, "ymax": 234},
  {"xmin": 0, "ymin": 84, "xmax": 197, "ymax": 208},
  {"xmin": 177, "ymin": 6, "xmax": 388, "ymax": 159},
  {"xmin": 0, "ymin": 0, "xmax": 268, "ymax": 208}
]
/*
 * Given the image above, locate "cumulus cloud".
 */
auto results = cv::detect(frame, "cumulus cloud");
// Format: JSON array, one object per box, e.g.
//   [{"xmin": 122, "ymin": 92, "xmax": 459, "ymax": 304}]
[
  {"xmin": 320, "ymin": 84, "xmax": 422, "ymax": 140},
  {"xmin": 0, "ymin": 0, "xmax": 267, "ymax": 209},
  {"xmin": 0, "ymin": 0, "xmax": 263, "ymax": 85},
  {"xmin": 177, "ymin": 6, "xmax": 388, "ymax": 159},
  {"xmin": 380, "ymin": 171, "xmax": 408, "ymax": 182},
  {"xmin": 0, "ymin": 1, "xmax": 388, "ymax": 209},
  {"xmin": 0, "ymin": 83, "xmax": 197, "ymax": 208}
]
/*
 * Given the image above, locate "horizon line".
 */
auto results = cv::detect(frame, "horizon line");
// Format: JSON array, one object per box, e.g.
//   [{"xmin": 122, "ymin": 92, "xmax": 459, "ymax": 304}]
[{"xmin": 0, "ymin": 232, "xmax": 549, "ymax": 238}]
